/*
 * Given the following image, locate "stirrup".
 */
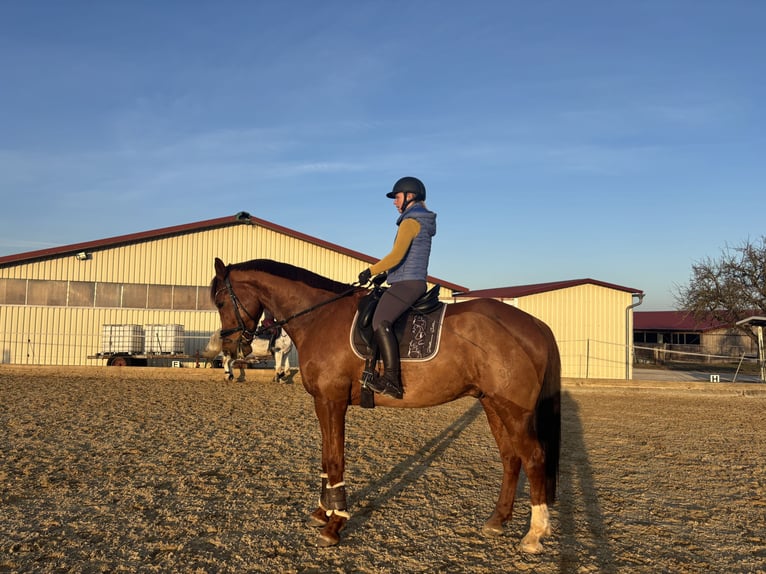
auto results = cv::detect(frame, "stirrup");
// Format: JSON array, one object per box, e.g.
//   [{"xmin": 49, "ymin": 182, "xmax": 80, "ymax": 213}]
[
  {"xmin": 365, "ymin": 373, "xmax": 403, "ymax": 399},
  {"xmin": 361, "ymin": 369, "xmax": 387, "ymax": 393},
  {"xmin": 359, "ymin": 369, "xmax": 375, "ymax": 388}
]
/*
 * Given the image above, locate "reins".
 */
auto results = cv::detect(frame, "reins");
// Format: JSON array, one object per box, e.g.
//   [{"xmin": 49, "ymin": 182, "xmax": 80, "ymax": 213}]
[
  {"xmin": 255, "ymin": 284, "xmax": 361, "ymax": 336},
  {"xmin": 218, "ymin": 273, "xmax": 362, "ymax": 343}
]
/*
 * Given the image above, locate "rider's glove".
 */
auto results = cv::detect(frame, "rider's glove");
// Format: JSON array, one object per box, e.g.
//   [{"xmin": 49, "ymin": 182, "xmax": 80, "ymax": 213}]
[{"xmin": 358, "ymin": 268, "xmax": 372, "ymax": 285}]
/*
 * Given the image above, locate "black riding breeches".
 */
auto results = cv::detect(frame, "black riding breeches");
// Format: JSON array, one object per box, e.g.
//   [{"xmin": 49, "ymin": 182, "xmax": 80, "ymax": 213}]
[{"xmin": 372, "ymin": 280, "xmax": 427, "ymax": 331}]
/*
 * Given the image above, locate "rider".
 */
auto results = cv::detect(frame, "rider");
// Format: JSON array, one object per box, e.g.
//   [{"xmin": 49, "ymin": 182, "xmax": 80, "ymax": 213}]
[{"xmin": 358, "ymin": 176, "xmax": 437, "ymax": 399}]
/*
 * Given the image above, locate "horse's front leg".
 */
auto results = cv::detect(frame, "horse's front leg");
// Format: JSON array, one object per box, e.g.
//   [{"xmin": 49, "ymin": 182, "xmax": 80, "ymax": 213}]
[{"xmin": 309, "ymin": 396, "xmax": 349, "ymax": 547}]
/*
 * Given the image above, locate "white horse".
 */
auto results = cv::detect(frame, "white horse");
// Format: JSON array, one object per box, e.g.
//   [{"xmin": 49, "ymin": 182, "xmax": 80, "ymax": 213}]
[
  {"xmin": 202, "ymin": 330, "xmax": 272, "ymax": 382},
  {"xmin": 271, "ymin": 327, "xmax": 294, "ymax": 382}
]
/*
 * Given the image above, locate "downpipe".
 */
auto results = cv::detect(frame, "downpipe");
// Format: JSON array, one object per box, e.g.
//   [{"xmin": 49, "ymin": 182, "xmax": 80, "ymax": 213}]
[{"xmin": 625, "ymin": 293, "xmax": 645, "ymax": 379}]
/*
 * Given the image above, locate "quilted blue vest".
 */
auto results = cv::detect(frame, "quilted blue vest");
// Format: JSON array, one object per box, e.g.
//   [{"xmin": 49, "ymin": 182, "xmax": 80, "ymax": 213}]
[{"xmin": 387, "ymin": 204, "xmax": 437, "ymax": 283}]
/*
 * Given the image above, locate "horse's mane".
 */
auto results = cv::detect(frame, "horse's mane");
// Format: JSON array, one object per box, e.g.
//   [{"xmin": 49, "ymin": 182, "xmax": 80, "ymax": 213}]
[{"xmin": 217, "ymin": 259, "xmax": 353, "ymax": 295}]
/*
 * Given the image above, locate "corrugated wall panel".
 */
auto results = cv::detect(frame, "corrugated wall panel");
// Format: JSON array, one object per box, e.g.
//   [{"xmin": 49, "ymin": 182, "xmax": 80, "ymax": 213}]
[
  {"xmin": 514, "ymin": 284, "xmax": 633, "ymax": 379},
  {"xmin": 1, "ymin": 305, "xmax": 221, "ymax": 366},
  {"xmin": 2, "ymin": 219, "xmax": 481, "ymax": 367},
  {"xmin": 3, "ymin": 224, "xmax": 376, "ymax": 288}
]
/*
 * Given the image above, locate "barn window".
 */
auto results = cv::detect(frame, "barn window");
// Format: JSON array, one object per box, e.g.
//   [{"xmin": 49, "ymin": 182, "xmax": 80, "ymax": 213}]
[
  {"xmin": 172, "ymin": 286, "xmax": 197, "ymax": 310},
  {"xmin": 0, "ymin": 278, "xmax": 27, "ymax": 304},
  {"xmin": 147, "ymin": 285, "xmax": 173, "ymax": 309},
  {"xmin": 28, "ymin": 280, "xmax": 67, "ymax": 306},
  {"xmin": 95, "ymin": 283, "xmax": 121, "ymax": 307},
  {"xmin": 122, "ymin": 284, "xmax": 148, "ymax": 308},
  {"xmin": 68, "ymin": 282, "xmax": 95, "ymax": 307}
]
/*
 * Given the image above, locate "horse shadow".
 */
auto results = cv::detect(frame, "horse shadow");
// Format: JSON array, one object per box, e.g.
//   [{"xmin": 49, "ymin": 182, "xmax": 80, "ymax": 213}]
[
  {"xmin": 345, "ymin": 392, "xmax": 616, "ymax": 571},
  {"xmin": 348, "ymin": 400, "xmax": 485, "ymax": 523},
  {"xmin": 558, "ymin": 390, "xmax": 616, "ymax": 572}
]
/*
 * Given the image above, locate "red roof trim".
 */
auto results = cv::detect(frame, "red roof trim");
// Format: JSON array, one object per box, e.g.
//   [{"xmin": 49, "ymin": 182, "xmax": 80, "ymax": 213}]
[
  {"xmin": 455, "ymin": 278, "xmax": 643, "ymax": 299},
  {"xmin": 0, "ymin": 212, "xmax": 469, "ymax": 293}
]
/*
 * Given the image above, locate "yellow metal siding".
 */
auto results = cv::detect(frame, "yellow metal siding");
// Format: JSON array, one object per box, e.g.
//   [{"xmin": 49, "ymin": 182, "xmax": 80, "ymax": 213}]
[
  {"xmin": 0, "ymin": 221, "xmax": 424, "ymax": 366},
  {"xmin": 514, "ymin": 284, "xmax": 633, "ymax": 379},
  {"xmin": 3, "ymin": 220, "xmax": 629, "ymax": 372},
  {"xmin": 2, "ymin": 224, "xmax": 365, "ymax": 286},
  {"xmin": 459, "ymin": 284, "xmax": 635, "ymax": 380}
]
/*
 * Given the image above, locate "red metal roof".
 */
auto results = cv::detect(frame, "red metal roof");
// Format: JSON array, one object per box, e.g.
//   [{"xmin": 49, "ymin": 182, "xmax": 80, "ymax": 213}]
[
  {"xmin": 456, "ymin": 278, "xmax": 643, "ymax": 299},
  {"xmin": 0, "ymin": 212, "xmax": 469, "ymax": 293},
  {"xmin": 633, "ymin": 311, "xmax": 726, "ymax": 332}
]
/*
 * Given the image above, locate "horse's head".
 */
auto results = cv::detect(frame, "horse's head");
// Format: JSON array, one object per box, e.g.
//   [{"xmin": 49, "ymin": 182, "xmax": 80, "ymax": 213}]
[{"xmin": 211, "ymin": 257, "xmax": 264, "ymax": 357}]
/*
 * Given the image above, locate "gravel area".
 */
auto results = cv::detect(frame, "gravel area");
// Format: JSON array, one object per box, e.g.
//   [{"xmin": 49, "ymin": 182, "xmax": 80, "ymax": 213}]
[{"xmin": 1, "ymin": 365, "xmax": 764, "ymax": 573}]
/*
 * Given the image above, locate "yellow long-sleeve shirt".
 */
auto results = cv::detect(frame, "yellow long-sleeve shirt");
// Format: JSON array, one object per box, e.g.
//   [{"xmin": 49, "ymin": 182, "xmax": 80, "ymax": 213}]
[{"xmin": 369, "ymin": 218, "xmax": 421, "ymax": 276}]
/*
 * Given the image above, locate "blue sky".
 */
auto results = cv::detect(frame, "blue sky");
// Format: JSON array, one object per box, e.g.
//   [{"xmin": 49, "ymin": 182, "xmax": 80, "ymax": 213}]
[{"xmin": 1, "ymin": 1, "xmax": 763, "ymax": 310}]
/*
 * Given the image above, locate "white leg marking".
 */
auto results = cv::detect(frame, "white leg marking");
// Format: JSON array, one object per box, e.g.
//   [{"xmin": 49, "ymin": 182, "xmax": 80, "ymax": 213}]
[{"xmin": 521, "ymin": 503, "xmax": 550, "ymax": 554}]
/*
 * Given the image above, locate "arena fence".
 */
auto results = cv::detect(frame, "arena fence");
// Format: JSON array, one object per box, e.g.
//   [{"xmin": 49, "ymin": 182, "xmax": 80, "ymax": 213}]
[{"xmin": 2, "ymin": 330, "xmax": 763, "ymax": 382}]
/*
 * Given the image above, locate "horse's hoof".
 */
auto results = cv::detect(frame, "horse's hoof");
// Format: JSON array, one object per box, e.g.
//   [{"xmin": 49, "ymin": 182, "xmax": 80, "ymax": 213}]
[
  {"xmin": 307, "ymin": 515, "xmax": 328, "ymax": 527},
  {"xmin": 520, "ymin": 538, "xmax": 544, "ymax": 554},
  {"xmin": 315, "ymin": 533, "xmax": 339, "ymax": 547},
  {"xmin": 481, "ymin": 523, "xmax": 503, "ymax": 537}
]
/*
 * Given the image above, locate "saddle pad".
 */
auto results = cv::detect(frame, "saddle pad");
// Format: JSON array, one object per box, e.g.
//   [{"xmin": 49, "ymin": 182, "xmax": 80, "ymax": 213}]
[{"xmin": 349, "ymin": 304, "xmax": 447, "ymax": 362}]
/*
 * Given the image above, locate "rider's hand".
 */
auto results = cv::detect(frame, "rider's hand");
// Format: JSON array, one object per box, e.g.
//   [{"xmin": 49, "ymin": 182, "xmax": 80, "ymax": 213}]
[
  {"xmin": 358, "ymin": 268, "xmax": 372, "ymax": 285},
  {"xmin": 372, "ymin": 272, "xmax": 387, "ymax": 286}
]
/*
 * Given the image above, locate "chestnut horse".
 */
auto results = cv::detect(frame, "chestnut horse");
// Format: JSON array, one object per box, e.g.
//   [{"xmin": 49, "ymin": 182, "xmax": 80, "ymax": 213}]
[{"xmin": 210, "ymin": 258, "xmax": 561, "ymax": 553}]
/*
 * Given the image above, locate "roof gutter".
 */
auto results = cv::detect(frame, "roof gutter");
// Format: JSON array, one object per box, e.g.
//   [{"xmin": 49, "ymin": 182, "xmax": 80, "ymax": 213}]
[{"xmin": 626, "ymin": 292, "xmax": 645, "ymax": 379}]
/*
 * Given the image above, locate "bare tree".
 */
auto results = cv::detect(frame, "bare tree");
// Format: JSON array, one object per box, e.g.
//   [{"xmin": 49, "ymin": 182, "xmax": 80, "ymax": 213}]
[{"xmin": 675, "ymin": 236, "xmax": 766, "ymax": 343}]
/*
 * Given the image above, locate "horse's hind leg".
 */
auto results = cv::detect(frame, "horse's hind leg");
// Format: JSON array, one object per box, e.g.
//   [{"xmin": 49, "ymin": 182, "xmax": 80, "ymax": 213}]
[
  {"xmin": 480, "ymin": 397, "xmax": 523, "ymax": 536},
  {"xmin": 484, "ymin": 396, "xmax": 551, "ymax": 554}
]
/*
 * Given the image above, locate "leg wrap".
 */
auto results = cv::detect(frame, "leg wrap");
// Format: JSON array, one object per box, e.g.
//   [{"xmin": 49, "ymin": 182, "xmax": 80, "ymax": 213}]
[
  {"xmin": 324, "ymin": 481, "xmax": 350, "ymax": 519},
  {"xmin": 318, "ymin": 473, "xmax": 350, "ymax": 518},
  {"xmin": 324, "ymin": 482, "xmax": 347, "ymax": 511}
]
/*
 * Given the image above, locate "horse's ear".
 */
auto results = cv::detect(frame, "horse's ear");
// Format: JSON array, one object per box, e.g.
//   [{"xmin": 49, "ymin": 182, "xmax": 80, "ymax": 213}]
[{"xmin": 214, "ymin": 257, "xmax": 227, "ymax": 278}]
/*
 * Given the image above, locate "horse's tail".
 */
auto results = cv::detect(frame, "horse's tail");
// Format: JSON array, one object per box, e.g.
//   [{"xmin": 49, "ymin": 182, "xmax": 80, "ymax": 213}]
[{"xmin": 535, "ymin": 323, "xmax": 561, "ymax": 504}]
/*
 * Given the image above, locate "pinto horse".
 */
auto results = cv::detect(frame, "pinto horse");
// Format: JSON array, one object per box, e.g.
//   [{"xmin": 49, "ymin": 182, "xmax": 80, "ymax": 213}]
[{"xmin": 210, "ymin": 258, "xmax": 561, "ymax": 553}]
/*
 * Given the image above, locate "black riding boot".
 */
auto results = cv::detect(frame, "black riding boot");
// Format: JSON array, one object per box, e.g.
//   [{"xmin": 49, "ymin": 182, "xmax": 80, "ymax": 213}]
[{"xmin": 367, "ymin": 321, "xmax": 403, "ymax": 399}]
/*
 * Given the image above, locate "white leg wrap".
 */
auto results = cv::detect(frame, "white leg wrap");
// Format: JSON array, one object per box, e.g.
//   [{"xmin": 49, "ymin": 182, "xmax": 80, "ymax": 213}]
[{"xmin": 326, "ymin": 508, "xmax": 352, "ymax": 519}]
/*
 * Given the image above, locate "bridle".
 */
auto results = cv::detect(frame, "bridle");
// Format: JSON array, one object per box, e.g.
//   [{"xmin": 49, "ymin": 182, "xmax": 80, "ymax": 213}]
[
  {"xmin": 216, "ymin": 273, "xmax": 361, "ymax": 353},
  {"xmin": 217, "ymin": 275, "xmax": 261, "ymax": 353}
]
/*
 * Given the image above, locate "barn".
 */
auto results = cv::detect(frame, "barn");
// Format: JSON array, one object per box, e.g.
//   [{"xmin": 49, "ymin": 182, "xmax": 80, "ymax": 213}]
[
  {"xmin": 1, "ymin": 213, "xmax": 644, "ymax": 379},
  {"xmin": 634, "ymin": 310, "xmax": 760, "ymax": 361},
  {"xmin": 453, "ymin": 279, "xmax": 644, "ymax": 380},
  {"xmin": 0, "ymin": 211, "xmax": 466, "ymax": 368}
]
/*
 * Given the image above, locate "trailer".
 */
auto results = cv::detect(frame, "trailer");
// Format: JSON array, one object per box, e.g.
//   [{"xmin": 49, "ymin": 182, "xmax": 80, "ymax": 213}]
[
  {"xmin": 89, "ymin": 323, "xmax": 275, "ymax": 368},
  {"xmin": 90, "ymin": 323, "xmax": 210, "ymax": 367},
  {"xmin": 87, "ymin": 351, "xmax": 209, "ymax": 367}
]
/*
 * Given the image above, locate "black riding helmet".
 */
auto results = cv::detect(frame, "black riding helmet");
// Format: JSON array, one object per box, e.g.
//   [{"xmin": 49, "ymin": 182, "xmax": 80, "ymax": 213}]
[{"xmin": 386, "ymin": 176, "xmax": 426, "ymax": 212}]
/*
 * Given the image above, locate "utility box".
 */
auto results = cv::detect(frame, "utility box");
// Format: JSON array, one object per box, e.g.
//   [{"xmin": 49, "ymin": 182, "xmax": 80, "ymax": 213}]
[
  {"xmin": 101, "ymin": 324, "xmax": 144, "ymax": 354},
  {"xmin": 144, "ymin": 324, "xmax": 185, "ymax": 354}
]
